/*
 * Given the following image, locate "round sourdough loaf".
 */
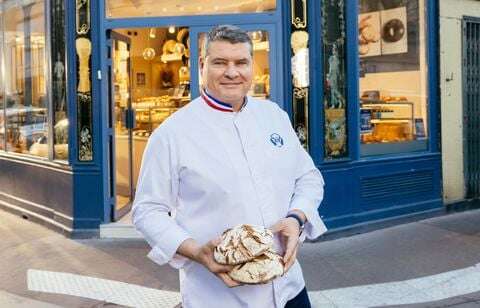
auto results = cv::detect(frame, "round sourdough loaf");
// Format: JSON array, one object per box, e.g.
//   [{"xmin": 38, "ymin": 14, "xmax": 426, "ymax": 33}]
[
  {"xmin": 228, "ymin": 250, "xmax": 284, "ymax": 284},
  {"xmin": 214, "ymin": 224, "xmax": 274, "ymax": 265}
]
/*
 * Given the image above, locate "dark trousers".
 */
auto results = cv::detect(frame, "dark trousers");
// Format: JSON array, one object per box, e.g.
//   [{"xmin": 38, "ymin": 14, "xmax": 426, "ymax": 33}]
[{"xmin": 284, "ymin": 287, "xmax": 311, "ymax": 308}]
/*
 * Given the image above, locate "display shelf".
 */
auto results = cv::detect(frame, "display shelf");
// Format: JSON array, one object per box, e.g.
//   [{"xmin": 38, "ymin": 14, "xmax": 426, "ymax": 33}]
[
  {"xmin": 360, "ymin": 101, "xmax": 415, "ymax": 143},
  {"xmin": 159, "ymin": 53, "xmax": 183, "ymax": 62}
]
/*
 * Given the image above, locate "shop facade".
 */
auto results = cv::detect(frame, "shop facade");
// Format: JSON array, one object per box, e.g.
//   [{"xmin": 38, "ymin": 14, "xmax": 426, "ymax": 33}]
[{"xmin": 0, "ymin": 0, "xmax": 441, "ymax": 236}]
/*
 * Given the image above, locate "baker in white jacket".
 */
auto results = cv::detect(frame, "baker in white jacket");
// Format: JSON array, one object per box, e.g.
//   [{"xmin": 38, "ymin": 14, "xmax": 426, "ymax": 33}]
[{"xmin": 133, "ymin": 25, "xmax": 327, "ymax": 308}]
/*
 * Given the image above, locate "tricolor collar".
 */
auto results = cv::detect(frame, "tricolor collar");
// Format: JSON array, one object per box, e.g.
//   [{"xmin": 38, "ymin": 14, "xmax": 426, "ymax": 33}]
[{"xmin": 201, "ymin": 89, "xmax": 247, "ymax": 113}]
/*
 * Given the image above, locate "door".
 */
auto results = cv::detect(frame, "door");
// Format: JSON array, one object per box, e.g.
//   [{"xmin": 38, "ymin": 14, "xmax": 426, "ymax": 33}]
[
  {"xmin": 189, "ymin": 24, "xmax": 280, "ymax": 106},
  {"xmin": 108, "ymin": 31, "xmax": 134, "ymax": 221}
]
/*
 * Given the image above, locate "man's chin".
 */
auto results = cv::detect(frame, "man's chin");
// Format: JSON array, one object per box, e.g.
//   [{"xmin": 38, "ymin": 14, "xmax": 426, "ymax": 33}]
[{"xmin": 218, "ymin": 92, "xmax": 247, "ymax": 102}]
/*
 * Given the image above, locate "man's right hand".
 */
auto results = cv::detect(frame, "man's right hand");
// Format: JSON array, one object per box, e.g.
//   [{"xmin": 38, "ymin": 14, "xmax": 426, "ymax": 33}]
[{"xmin": 178, "ymin": 238, "xmax": 241, "ymax": 288}]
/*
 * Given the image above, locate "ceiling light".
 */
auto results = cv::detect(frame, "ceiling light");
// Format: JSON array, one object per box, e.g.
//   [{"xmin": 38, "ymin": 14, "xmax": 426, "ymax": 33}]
[
  {"xmin": 142, "ymin": 47, "xmax": 155, "ymax": 61},
  {"xmin": 168, "ymin": 26, "xmax": 175, "ymax": 34}
]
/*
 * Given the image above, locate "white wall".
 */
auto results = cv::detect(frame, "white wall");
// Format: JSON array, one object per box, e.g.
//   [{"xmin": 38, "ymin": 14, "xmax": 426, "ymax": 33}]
[{"xmin": 439, "ymin": 0, "xmax": 480, "ymax": 203}]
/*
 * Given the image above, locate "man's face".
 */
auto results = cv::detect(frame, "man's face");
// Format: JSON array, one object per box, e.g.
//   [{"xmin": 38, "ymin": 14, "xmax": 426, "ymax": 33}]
[{"xmin": 200, "ymin": 40, "xmax": 253, "ymax": 106}]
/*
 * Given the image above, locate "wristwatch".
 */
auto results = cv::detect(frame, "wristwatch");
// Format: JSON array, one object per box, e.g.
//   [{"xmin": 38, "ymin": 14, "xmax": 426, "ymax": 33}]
[{"xmin": 286, "ymin": 212, "xmax": 305, "ymax": 233}]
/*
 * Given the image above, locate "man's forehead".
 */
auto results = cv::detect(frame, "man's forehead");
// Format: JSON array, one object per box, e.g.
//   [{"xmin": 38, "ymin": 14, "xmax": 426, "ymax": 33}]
[{"xmin": 206, "ymin": 41, "xmax": 251, "ymax": 58}]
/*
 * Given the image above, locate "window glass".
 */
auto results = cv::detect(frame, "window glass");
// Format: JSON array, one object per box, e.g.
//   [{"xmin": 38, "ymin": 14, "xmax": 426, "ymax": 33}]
[
  {"xmin": 198, "ymin": 30, "xmax": 271, "ymax": 100},
  {"xmin": 111, "ymin": 27, "xmax": 192, "ymax": 192},
  {"xmin": 4, "ymin": 1, "xmax": 48, "ymax": 157},
  {"xmin": 52, "ymin": 0, "xmax": 68, "ymax": 160},
  {"xmin": 106, "ymin": 0, "xmax": 276, "ymax": 19},
  {"xmin": 358, "ymin": 0, "xmax": 429, "ymax": 156}
]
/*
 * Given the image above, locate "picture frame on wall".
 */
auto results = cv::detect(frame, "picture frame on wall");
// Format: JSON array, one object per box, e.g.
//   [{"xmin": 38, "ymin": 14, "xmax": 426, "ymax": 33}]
[{"xmin": 136, "ymin": 72, "xmax": 146, "ymax": 86}]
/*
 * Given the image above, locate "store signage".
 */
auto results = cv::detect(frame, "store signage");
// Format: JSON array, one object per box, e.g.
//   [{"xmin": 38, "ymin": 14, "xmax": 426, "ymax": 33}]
[{"xmin": 360, "ymin": 109, "xmax": 373, "ymax": 133}]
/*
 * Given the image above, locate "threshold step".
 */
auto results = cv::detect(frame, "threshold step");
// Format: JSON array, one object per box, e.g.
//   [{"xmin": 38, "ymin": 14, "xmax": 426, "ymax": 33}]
[{"xmin": 99, "ymin": 222, "xmax": 143, "ymax": 239}]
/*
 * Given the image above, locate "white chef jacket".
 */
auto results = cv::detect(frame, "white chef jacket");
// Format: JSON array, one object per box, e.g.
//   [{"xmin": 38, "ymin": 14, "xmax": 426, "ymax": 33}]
[{"xmin": 132, "ymin": 94, "xmax": 327, "ymax": 308}]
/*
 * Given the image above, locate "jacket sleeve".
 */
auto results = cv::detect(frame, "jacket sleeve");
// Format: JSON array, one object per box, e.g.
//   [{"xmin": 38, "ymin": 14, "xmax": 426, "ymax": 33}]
[
  {"xmin": 132, "ymin": 128, "xmax": 192, "ymax": 269},
  {"xmin": 281, "ymin": 111, "xmax": 328, "ymax": 240}
]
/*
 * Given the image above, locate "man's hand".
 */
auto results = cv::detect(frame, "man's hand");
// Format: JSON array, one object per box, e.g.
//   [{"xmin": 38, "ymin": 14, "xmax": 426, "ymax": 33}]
[
  {"xmin": 183, "ymin": 238, "xmax": 241, "ymax": 288},
  {"xmin": 270, "ymin": 213, "xmax": 304, "ymax": 273}
]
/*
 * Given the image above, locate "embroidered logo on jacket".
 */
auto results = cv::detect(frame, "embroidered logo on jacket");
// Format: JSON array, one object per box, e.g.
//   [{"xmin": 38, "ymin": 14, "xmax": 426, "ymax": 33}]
[{"xmin": 270, "ymin": 133, "xmax": 284, "ymax": 147}]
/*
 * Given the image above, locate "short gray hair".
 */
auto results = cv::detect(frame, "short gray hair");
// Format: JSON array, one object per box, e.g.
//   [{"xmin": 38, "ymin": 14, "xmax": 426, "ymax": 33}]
[{"xmin": 202, "ymin": 25, "xmax": 253, "ymax": 58}]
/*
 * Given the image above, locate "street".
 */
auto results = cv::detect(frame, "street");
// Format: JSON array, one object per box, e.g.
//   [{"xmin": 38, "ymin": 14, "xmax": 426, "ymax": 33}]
[{"xmin": 2, "ymin": 208, "xmax": 480, "ymax": 307}]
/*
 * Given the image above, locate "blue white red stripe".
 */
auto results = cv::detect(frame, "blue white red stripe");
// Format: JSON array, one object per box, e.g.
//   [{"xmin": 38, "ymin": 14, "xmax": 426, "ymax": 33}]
[{"xmin": 201, "ymin": 89, "xmax": 234, "ymax": 112}]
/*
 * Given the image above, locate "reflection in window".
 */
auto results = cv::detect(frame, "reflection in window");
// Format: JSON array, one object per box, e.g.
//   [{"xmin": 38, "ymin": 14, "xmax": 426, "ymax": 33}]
[
  {"xmin": 106, "ymin": 0, "xmax": 276, "ymax": 19},
  {"xmin": 358, "ymin": 0, "xmax": 429, "ymax": 156},
  {"xmin": 52, "ymin": 0, "xmax": 68, "ymax": 160},
  {"xmin": 198, "ymin": 30, "xmax": 271, "ymax": 100},
  {"xmin": 4, "ymin": 1, "xmax": 48, "ymax": 157}
]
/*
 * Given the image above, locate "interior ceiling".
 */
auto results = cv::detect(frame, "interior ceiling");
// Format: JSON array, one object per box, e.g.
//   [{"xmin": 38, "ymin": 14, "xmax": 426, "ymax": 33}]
[{"xmin": 107, "ymin": 0, "xmax": 276, "ymax": 17}]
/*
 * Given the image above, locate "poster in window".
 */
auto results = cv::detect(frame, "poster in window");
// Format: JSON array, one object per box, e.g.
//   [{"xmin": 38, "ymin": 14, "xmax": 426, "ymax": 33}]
[
  {"xmin": 415, "ymin": 118, "xmax": 426, "ymax": 139},
  {"xmin": 380, "ymin": 7, "xmax": 408, "ymax": 55},
  {"xmin": 358, "ymin": 0, "xmax": 419, "ymax": 72},
  {"xmin": 360, "ymin": 109, "xmax": 373, "ymax": 133},
  {"xmin": 359, "ymin": 12, "xmax": 381, "ymax": 57}
]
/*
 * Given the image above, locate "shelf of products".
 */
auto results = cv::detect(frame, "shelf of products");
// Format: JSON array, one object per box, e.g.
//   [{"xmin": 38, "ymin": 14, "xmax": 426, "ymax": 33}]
[
  {"xmin": 360, "ymin": 101, "xmax": 414, "ymax": 143},
  {"xmin": 132, "ymin": 95, "xmax": 189, "ymax": 136}
]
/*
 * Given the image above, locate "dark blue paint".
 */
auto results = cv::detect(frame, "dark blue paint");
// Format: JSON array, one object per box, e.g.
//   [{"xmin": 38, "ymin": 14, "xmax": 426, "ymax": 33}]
[{"xmin": 308, "ymin": 0, "xmax": 324, "ymax": 162}]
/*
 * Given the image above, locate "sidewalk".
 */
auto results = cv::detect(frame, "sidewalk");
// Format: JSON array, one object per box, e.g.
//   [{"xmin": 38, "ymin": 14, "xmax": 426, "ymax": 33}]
[{"xmin": 1, "ymin": 208, "xmax": 480, "ymax": 307}]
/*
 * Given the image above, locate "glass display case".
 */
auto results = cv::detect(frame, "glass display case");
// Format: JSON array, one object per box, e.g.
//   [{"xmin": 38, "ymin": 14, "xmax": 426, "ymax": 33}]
[
  {"xmin": 132, "ymin": 95, "xmax": 188, "ymax": 137},
  {"xmin": 360, "ymin": 100, "xmax": 414, "ymax": 144}
]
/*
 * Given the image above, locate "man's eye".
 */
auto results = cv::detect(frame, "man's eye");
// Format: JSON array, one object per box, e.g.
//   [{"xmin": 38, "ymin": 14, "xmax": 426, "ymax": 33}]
[{"xmin": 213, "ymin": 61, "xmax": 226, "ymax": 65}]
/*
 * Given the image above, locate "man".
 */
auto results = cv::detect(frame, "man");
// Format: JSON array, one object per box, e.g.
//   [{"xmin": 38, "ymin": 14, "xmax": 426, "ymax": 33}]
[{"xmin": 133, "ymin": 25, "xmax": 327, "ymax": 308}]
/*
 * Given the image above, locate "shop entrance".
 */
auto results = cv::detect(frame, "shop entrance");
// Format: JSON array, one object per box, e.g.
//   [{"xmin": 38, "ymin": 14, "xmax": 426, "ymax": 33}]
[{"xmin": 107, "ymin": 25, "xmax": 275, "ymax": 222}]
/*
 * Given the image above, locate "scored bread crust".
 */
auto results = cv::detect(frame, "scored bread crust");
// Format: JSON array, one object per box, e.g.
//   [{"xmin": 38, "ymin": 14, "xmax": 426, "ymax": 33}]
[
  {"xmin": 228, "ymin": 250, "xmax": 284, "ymax": 284},
  {"xmin": 214, "ymin": 224, "xmax": 274, "ymax": 265}
]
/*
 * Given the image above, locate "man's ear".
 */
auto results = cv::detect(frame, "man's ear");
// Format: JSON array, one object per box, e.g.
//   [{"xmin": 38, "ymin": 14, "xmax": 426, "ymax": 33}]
[{"xmin": 199, "ymin": 57, "xmax": 205, "ymax": 72}]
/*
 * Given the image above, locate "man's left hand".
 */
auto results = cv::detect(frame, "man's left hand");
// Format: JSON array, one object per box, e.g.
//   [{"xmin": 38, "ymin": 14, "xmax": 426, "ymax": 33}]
[{"xmin": 270, "ymin": 216, "xmax": 302, "ymax": 273}]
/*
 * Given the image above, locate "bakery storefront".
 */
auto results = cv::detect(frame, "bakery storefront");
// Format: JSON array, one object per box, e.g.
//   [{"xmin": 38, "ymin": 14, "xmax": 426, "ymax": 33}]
[{"xmin": 0, "ymin": 0, "xmax": 441, "ymax": 236}]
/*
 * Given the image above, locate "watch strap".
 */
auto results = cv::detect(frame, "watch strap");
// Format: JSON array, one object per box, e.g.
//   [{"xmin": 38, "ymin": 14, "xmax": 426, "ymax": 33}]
[{"xmin": 286, "ymin": 212, "xmax": 305, "ymax": 229}]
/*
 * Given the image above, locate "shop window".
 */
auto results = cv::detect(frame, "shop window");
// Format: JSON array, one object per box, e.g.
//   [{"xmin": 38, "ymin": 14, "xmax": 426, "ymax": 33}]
[
  {"xmin": 197, "ymin": 30, "xmax": 271, "ymax": 100},
  {"xmin": 106, "ymin": 0, "xmax": 276, "ymax": 19},
  {"xmin": 4, "ymin": 1, "xmax": 48, "ymax": 158},
  {"xmin": 358, "ymin": 0, "xmax": 429, "ymax": 156}
]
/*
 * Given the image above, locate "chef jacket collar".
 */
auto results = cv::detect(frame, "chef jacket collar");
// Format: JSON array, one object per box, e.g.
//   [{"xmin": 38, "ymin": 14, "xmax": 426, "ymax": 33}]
[{"xmin": 201, "ymin": 88, "xmax": 248, "ymax": 113}]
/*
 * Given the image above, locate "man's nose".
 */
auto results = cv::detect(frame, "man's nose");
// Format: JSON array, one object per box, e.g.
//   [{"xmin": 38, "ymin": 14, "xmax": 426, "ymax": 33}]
[{"xmin": 224, "ymin": 64, "xmax": 239, "ymax": 79}]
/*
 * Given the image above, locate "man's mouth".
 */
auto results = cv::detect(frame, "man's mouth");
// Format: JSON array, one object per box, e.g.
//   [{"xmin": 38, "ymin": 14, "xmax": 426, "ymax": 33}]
[{"xmin": 221, "ymin": 83, "xmax": 242, "ymax": 86}]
